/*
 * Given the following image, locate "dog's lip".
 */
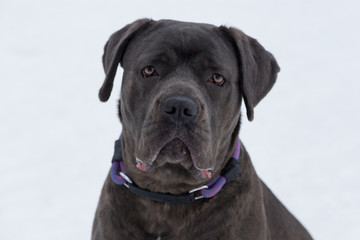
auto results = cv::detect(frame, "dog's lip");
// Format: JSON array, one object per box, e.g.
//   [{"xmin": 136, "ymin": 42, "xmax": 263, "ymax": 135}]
[
  {"xmin": 196, "ymin": 167, "xmax": 214, "ymax": 179},
  {"xmin": 136, "ymin": 157, "xmax": 153, "ymax": 171},
  {"xmin": 136, "ymin": 156, "xmax": 213, "ymax": 179},
  {"xmin": 136, "ymin": 137, "xmax": 214, "ymax": 176}
]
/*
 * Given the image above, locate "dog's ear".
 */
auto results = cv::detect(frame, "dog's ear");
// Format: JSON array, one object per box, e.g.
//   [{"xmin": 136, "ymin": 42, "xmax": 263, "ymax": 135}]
[
  {"xmin": 220, "ymin": 27, "xmax": 280, "ymax": 121},
  {"xmin": 99, "ymin": 18, "xmax": 152, "ymax": 102}
]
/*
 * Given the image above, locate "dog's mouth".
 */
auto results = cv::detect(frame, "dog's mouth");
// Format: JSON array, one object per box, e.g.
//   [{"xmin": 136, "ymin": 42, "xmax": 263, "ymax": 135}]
[
  {"xmin": 136, "ymin": 137, "xmax": 213, "ymax": 179},
  {"xmin": 156, "ymin": 138, "xmax": 191, "ymax": 164}
]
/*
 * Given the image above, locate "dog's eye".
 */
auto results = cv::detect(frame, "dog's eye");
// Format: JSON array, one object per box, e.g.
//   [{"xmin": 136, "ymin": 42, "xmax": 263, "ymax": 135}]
[
  {"xmin": 209, "ymin": 74, "xmax": 226, "ymax": 86},
  {"xmin": 142, "ymin": 66, "xmax": 158, "ymax": 78}
]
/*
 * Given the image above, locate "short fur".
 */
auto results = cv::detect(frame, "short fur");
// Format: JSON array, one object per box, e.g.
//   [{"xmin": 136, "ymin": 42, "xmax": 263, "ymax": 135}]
[{"xmin": 92, "ymin": 19, "xmax": 312, "ymax": 240}]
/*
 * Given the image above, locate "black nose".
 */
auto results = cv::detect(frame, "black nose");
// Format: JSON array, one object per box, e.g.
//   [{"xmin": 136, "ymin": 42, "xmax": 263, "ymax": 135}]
[{"xmin": 161, "ymin": 96, "xmax": 198, "ymax": 122}]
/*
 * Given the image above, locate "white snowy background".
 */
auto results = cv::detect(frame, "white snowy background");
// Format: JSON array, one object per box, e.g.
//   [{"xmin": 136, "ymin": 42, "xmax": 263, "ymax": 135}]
[{"xmin": 1, "ymin": 0, "xmax": 359, "ymax": 239}]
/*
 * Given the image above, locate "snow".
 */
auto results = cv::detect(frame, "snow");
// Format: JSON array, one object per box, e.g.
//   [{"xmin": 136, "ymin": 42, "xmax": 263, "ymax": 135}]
[{"xmin": 1, "ymin": 0, "xmax": 359, "ymax": 239}]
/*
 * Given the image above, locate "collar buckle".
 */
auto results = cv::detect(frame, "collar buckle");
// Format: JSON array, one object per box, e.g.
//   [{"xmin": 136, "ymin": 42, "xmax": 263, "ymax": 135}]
[
  {"xmin": 119, "ymin": 171, "xmax": 132, "ymax": 188},
  {"xmin": 189, "ymin": 185, "xmax": 208, "ymax": 200}
]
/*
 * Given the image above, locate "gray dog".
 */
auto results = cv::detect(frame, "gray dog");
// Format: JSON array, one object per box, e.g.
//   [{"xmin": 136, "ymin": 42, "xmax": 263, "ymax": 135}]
[{"xmin": 92, "ymin": 19, "xmax": 313, "ymax": 240}]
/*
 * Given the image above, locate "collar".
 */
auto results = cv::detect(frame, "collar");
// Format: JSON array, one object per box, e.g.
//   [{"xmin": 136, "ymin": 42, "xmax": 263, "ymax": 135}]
[{"xmin": 110, "ymin": 138, "xmax": 241, "ymax": 205}]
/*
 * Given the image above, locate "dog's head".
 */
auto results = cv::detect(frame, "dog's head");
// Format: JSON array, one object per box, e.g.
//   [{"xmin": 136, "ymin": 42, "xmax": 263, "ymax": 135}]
[{"xmin": 99, "ymin": 19, "xmax": 279, "ymax": 192}]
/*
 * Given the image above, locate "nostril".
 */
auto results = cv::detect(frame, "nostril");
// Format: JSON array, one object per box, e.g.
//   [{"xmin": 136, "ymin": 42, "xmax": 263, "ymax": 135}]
[
  {"xmin": 165, "ymin": 107, "xmax": 177, "ymax": 115},
  {"xmin": 183, "ymin": 108, "xmax": 193, "ymax": 117}
]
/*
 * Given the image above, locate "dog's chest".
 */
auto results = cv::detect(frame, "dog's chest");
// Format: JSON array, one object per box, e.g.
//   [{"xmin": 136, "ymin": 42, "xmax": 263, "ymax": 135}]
[{"xmin": 140, "ymin": 202, "xmax": 188, "ymax": 237}]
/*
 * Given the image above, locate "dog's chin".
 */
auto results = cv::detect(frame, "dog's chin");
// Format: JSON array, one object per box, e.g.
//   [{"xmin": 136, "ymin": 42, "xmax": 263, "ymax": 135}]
[
  {"xmin": 136, "ymin": 138, "xmax": 213, "ymax": 180},
  {"xmin": 155, "ymin": 138, "xmax": 192, "ymax": 167}
]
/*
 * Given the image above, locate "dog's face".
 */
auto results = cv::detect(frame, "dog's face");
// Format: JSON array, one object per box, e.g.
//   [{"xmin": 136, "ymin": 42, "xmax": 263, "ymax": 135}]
[
  {"xmin": 99, "ymin": 19, "xmax": 279, "ymax": 191},
  {"xmin": 120, "ymin": 21, "xmax": 241, "ymax": 180}
]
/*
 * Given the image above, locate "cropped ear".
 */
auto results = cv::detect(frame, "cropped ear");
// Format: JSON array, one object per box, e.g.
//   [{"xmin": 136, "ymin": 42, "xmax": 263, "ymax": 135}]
[
  {"xmin": 220, "ymin": 27, "xmax": 280, "ymax": 121},
  {"xmin": 99, "ymin": 18, "xmax": 152, "ymax": 102}
]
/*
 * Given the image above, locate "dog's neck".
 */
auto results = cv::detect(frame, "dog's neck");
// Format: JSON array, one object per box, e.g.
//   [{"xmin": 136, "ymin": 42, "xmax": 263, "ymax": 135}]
[{"xmin": 110, "ymin": 135, "xmax": 241, "ymax": 204}]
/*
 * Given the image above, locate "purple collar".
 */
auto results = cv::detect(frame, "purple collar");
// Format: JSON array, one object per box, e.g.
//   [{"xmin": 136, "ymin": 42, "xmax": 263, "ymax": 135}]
[{"xmin": 110, "ymin": 138, "xmax": 241, "ymax": 205}]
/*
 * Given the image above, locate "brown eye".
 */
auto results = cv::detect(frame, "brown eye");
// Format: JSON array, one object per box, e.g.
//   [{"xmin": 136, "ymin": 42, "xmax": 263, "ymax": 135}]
[
  {"xmin": 142, "ymin": 66, "xmax": 158, "ymax": 78},
  {"xmin": 210, "ymin": 74, "xmax": 225, "ymax": 86}
]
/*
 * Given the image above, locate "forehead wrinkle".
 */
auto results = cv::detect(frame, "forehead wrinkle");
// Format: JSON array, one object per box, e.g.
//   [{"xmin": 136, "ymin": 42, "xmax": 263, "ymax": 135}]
[
  {"xmin": 188, "ymin": 46, "xmax": 235, "ymax": 77},
  {"xmin": 175, "ymin": 29, "xmax": 233, "ymax": 67},
  {"xmin": 137, "ymin": 47, "xmax": 177, "ymax": 65}
]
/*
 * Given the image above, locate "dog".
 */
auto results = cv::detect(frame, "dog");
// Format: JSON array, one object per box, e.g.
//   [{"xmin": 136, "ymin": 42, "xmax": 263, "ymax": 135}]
[{"xmin": 92, "ymin": 19, "xmax": 313, "ymax": 240}]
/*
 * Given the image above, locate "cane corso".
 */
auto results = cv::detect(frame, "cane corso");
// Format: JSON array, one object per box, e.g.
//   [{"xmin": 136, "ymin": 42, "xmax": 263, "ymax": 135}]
[{"xmin": 92, "ymin": 19, "xmax": 313, "ymax": 240}]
